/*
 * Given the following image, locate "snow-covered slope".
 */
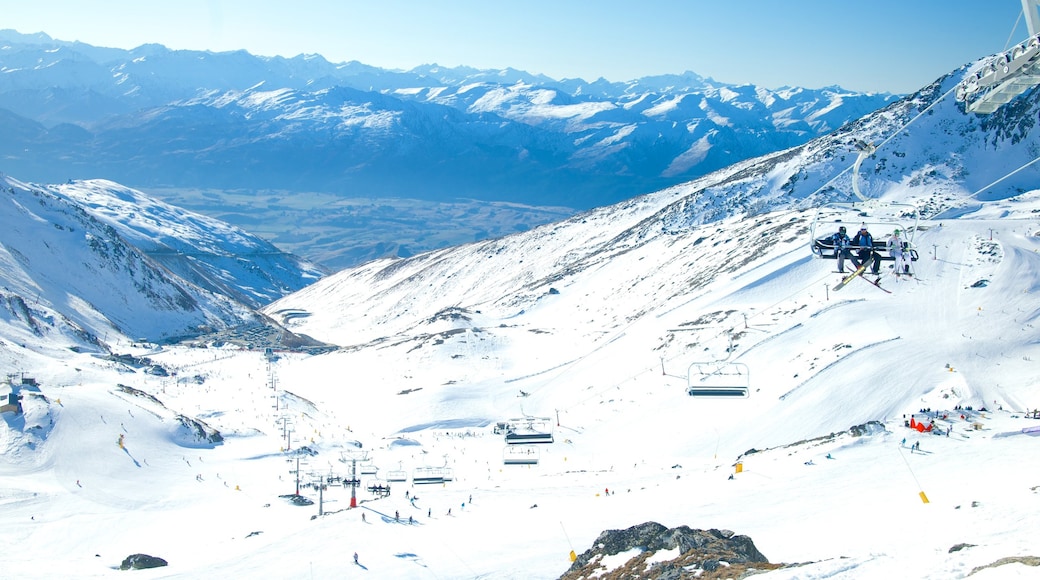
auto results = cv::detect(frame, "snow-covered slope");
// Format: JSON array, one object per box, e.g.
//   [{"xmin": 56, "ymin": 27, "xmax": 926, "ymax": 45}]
[
  {"xmin": 0, "ymin": 175, "xmax": 323, "ymax": 349},
  {"xmin": 263, "ymin": 71, "xmax": 1040, "ymax": 350},
  {"xmin": 2, "ymin": 192, "xmax": 1037, "ymax": 579},
  {"xmin": 2, "ymin": 58, "xmax": 1040, "ymax": 579},
  {"xmin": 52, "ymin": 179, "xmax": 326, "ymax": 308}
]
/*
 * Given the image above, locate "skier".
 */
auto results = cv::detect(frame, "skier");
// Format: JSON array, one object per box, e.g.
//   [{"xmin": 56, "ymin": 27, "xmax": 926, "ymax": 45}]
[
  {"xmin": 353, "ymin": 552, "xmax": 359, "ymax": 565},
  {"xmin": 888, "ymin": 229, "xmax": 909, "ymax": 275},
  {"xmin": 830, "ymin": 225, "xmax": 853, "ymax": 273},
  {"xmin": 851, "ymin": 224, "xmax": 880, "ymax": 275}
]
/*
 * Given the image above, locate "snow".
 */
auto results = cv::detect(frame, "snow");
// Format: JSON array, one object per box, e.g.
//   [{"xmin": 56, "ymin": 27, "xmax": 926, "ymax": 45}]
[
  {"xmin": 1, "ymin": 184, "xmax": 1039, "ymax": 579},
  {"xmin": 3, "ymin": 73, "xmax": 1040, "ymax": 576}
]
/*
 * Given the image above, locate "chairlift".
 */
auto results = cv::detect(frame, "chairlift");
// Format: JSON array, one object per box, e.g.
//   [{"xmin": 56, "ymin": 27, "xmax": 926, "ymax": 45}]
[
  {"xmin": 366, "ymin": 479, "xmax": 391, "ymax": 497},
  {"xmin": 503, "ymin": 444, "xmax": 541, "ymax": 465},
  {"xmin": 686, "ymin": 361, "xmax": 750, "ymax": 398},
  {"xmin": 501, "ymin": 416, "xmax": 554, "ymax": 444},
  {"xmin": 412, "ymin": 466, "xmax": 454, "ymax": 484},
  {"xmin": 358, "ymin": 461, "xmax": 379, "ymax": 476},
  {"xmin": 385, "ymin": 469, "xmax": 409, "ymax": 483},
  {"xmin": 809, "ymin": 201, "xmax": 921, "ymax": 271}
]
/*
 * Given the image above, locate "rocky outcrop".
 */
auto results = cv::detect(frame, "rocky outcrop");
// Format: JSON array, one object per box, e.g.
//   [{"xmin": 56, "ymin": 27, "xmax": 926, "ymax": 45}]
[
  {"xmin": 560, "ymin": 522, "xmax": 782, "ymax": 580},
  {"xmin": 119, "ymin": 553, "xmax": 167, "ymax": 570}
]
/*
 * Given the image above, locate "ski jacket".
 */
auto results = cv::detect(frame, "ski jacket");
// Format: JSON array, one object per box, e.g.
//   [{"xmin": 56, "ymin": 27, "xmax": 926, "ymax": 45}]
[
  {"xmin": 851, "ymin": 232, "xmax": 873, "ymax": 249},
  {"xmin": 887, "ymin": 235, "xmax": 904, "ymax": 255},
  {"xmin": 830, "ymin": 232, "xmax": 851, "ymax": 248}
]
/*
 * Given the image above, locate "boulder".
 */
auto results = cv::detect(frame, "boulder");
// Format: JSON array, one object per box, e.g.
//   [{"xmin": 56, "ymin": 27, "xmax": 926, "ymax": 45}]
[{"xmin": 119, "ymin": 553, "xmax": 168, "ymax": 570}]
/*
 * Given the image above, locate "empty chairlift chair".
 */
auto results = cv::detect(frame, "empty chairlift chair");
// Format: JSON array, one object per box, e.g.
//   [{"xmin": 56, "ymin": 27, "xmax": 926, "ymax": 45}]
[{"xmin": 686, "ymin": 361, "xmax": 750, "ymax": 398}]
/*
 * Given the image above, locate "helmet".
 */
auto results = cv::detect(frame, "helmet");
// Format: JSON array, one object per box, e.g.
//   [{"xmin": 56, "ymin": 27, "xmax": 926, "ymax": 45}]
[
  {"xmin": 838, "ymin": 226, "xmax": 846, "ymax": 233},
  {"xmin": 893, "ymin": 229, "xmax": 901, "ymax": 235}
]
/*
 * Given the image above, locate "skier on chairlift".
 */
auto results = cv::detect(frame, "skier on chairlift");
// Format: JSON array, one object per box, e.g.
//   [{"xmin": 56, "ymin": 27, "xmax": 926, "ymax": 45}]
[
  {"xmin": 830, "ymin": 225, "xmax": 852, "ymax": 273},
  {"xmin": 851, "ymin": 224, "xmax": 880, "ymax": 275},
  {"xmin": 888, "ymin": 229, "xmax": 909, "ymax": 275}
]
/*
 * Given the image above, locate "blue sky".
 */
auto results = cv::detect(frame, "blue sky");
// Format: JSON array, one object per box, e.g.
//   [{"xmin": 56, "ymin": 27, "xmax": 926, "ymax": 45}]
[{"xmin": 1, "ymin": 0, "xmax": 1033, "ymax": 93}]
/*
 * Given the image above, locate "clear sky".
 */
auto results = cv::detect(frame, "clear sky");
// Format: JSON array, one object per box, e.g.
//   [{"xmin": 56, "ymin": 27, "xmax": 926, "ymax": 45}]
[{"xmin": 1, "ymin": 0, "xmax": 1034, "ymax": 93}]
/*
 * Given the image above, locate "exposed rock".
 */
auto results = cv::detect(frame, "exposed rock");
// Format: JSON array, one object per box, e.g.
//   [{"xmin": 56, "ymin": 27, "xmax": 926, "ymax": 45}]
[
  {"xmin": 968, "ymin": 555, "xmax": 1040, "ymax": 576},
  {"xmin": 119, "ymin": 553, "xmax": 167, "ymax": 570},
  {"xmin": 560, "ymin": 522, "xmax": 783, "ymax": 580},
  {"xmin": 280, "ymin": 494, "xmax": 314, "ymax": 506},
  {"xmin": 175, "ymin": 414, "xmax": 224, "ymax": 445}
]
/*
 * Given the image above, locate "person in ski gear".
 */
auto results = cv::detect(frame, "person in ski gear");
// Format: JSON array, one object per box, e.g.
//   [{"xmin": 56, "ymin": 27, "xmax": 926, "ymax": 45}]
[
  {"xmin": 830, "ymin": 226, "xmax": 853, "ymax": 273},
  {"xmin": 888, "ymin": 229, "xmax": 909, "ymax": 274},
  {"xmin": 850, "ymin": 224, "xmax": 880, "ymax": 275}
]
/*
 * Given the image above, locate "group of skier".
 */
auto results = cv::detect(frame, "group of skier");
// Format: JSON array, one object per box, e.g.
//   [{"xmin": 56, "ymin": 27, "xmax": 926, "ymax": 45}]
[{"xmin": 828, "ymin": 223, "xmax": 910, "ymax": 276}]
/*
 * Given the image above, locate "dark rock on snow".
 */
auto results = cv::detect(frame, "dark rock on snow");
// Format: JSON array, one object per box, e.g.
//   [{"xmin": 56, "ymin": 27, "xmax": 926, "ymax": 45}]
[
  {"xmin": 560, "ymin": 522, "xmax": 782, "ymax": 580},
  {"xmin": 119, "ymin": 553, "xmax": 168, "ymax": 570}
]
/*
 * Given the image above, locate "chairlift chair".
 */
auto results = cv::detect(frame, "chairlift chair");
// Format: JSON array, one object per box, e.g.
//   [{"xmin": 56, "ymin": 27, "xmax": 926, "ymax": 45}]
[
  {"xmin": 385, "ymin": 470, "xmax": 409, "ymax": 483},
  {"xmin": 686, "ymin": 361, "xmax": 750, "ymax": 398},
  {"xmin": 809, "ymin": 201, "xmax": 921, "ymax": 272},
  {"xmin": 503, "ymin": 444, "xmax": 541, "ymax": 465},
  {"xmin": 502, "ymin": 417, "xmax": 554, "ymax": 444},
  {"xmin": 412, "ymin": 466, "xmax": 454, "ymax": 484}
]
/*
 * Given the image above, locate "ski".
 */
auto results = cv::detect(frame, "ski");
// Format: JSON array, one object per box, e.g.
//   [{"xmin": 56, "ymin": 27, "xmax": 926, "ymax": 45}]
[
  {"xmin": 832, "ymin": 263, "xmax": 867, "ymax": 291},
  {"xmin": 859, "ymin": 273, "xmax": 892, "ymax": 293}
]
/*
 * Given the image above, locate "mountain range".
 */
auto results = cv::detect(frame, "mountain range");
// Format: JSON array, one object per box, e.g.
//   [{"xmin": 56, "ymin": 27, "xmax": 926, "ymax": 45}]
[
  {"xmin": 2, "ymin": 42, "xmax": 1038, "ymax": 352},
  {"xmin": 0, "ymin": 29, "xmax": 901, "ymax": 268}
]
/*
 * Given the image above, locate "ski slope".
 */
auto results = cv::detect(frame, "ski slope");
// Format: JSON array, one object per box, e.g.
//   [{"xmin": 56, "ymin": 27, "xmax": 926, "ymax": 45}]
[{"xmin": 2, "ymin": 196, "xmax": 1039, "ymax": 578}]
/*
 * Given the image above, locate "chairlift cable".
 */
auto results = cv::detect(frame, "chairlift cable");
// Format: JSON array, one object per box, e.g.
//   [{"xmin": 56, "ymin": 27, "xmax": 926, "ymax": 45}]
[
  {"xmin": 553, "ymin": 260, "xmax": 836, "ymax": 412},
  {"xmin": 873, "ymin": 84, "xmax": 960, "ymax": 154},
  {"xmin": 965, "ymin": 152, "xmax": 1040, "ymax": 202},
  {"xmin": 805, "ymin": 84, "xmax": 959, "ymax": 203},
  {"xmin": 1005, "ymin": 10, "xmax": 1025, "ymax": 52}
]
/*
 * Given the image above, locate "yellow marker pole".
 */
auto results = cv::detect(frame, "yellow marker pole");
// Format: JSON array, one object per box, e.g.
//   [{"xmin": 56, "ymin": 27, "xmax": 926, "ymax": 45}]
[
  {"xmin": 561, "ymin": 522, "xmax": 576, "ymax": 562},
  {"xmin": 898, "ymin": 447, "xmax": 930, "ymax": 504}
]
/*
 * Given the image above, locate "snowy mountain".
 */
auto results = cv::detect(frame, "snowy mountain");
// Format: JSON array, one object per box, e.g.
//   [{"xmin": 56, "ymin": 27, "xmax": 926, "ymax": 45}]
[
  {"xmin": 2, "ymin": 44, "xmax": 1040, "ymax": 579},
  {"xmin": 0, "ymin": 174, "xmax": 325, "ymax": 349},
  {"xmin": 262, "ymin": 70, "xmax": 1040, "ymax": 347},
  {"xmin": 50, "ymin": 179, "xmax": 327, "ymax": 309},
  {"xmin": 0, "ymin": 29, "xmax": 896, "ymax": 211}
]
